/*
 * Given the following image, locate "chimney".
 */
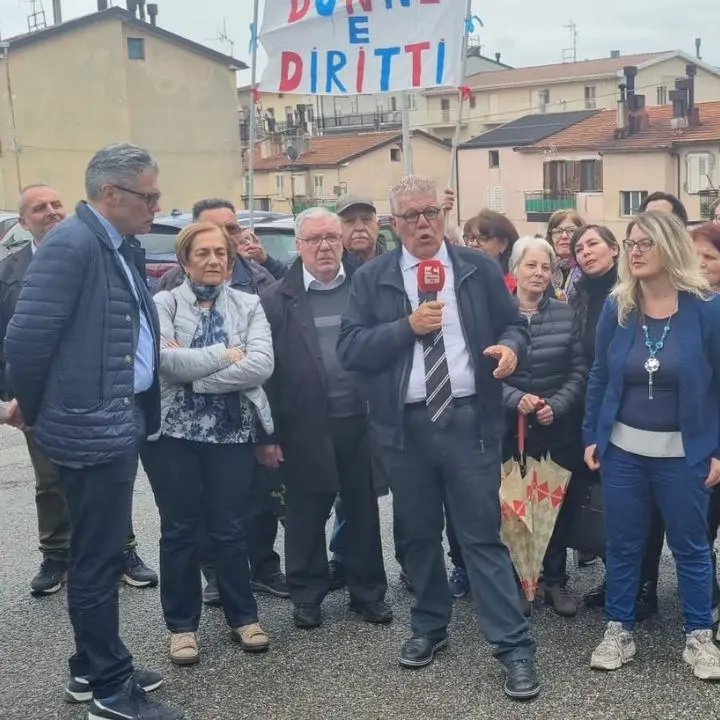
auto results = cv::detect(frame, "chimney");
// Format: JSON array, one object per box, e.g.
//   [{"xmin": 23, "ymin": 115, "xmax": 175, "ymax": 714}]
[
  {"xmin": 630, "ymin": 94, "xmax": 650, "ymax": 132},
  {"xmin": 137, "ymin": 0, "xmax": 146, "ymax": 21},
  {"xmin": 670, "ymin": 88, "xmax": 689, "ymax": 130},
  {"xmin": 126, "ymin": 0, "xmax": 138, "ymax": 16},
  {"xmin": 615, "ymin": 83, "xmax": 629, "ymax": 138},
  {"xmin": 695, "ymin": 37, "xmax": 702, "ymax": 60},
  {"xmin": 98, "ymin": 0, "xmax": 109, "ymax": 9},
  {"xmin": 685, "ymin": 63, "xmax": 700, "ymax": 127},
  {"xmin": 51, "ymin": 0, "xmax": 62, "ymax": 23},
  {"xmin": 610, "ymin": 50, "xmax": 620, "ymax": 58},
  {"xmin": 623, "ymin": 67, "xmax": 638, "ymax": 133},
  {"xmin": 147, "ymin": 3, "xmax": 158, "ymax": 26},
  {"xmin": 495, "ymin": 52, "xmax": 501, "ymax": 63}
]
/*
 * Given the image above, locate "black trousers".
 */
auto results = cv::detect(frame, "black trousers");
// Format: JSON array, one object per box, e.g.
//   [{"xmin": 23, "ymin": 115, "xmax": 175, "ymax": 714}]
[
  {"xmin": 142, "ymin": 436, "xmax": 258, "ymax": 631},
  {"xmin": 284, "ymin": 415, "xmax": 387, "ymax": 607},
  {"xmin": 58, "ymin": 454, "xmax": 138, "ymax": 698}
]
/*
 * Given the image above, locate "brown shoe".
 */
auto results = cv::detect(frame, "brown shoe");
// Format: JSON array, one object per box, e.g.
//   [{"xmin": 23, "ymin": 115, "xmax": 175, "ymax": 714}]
[
  {"xmin": 169, "ymin": 632, "xmax": 199, "ymax": 665},
  {"xmin": 544, "ymin": 585, "xmax": 578, "ymax": 617},
  {"xmin": 231, "ymin": 622, "xmax": 270, "ymax": 652}
]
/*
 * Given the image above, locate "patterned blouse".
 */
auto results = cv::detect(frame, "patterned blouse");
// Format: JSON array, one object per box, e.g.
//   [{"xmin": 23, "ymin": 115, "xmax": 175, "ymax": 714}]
[{"xmin": 163, "ymin": 300, "xmax": 257, "ymax": 445}]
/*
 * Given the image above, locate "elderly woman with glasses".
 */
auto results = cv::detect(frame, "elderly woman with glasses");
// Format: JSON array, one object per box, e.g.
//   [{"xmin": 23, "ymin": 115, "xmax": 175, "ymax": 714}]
[
  {"xmin": 545, "ymin": 209, "xmax": 584, "ymax": 301},
  {"xmin": 502, "ymin": 236, "xmax": 586, "ymax": 617},
  {"xmin": 584, "ymin": 211, "xmax": 720, "ymax": 680},
  {"xmin": 141, "ymin": 221, "xmax": 275, "ymax": 666},
  {"xmin": 463, "ymin": 209, "xmax": 519, "ymax": 291}
]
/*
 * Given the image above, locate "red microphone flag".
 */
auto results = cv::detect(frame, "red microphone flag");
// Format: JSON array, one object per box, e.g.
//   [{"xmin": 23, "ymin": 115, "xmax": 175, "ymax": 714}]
[{"xmin": 417, "ymin": 259, "xmax": 446, "ymax": 300}]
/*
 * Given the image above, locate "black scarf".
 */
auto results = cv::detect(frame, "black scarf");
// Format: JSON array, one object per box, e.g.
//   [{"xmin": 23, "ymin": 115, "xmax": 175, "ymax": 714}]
[{"xmin": 571, "ymin": 265, "xmax": 618, "ymax": 365}]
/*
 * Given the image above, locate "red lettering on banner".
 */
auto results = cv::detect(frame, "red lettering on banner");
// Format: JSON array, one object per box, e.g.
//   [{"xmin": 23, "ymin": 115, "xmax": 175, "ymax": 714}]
[
  {"xmin": 346, "ymin": 0, "xmax": 373, "ymax": 12},
  {"xmin": 279, "ymin": 52, "xmax": 303, "ymax": 91},
  {"xmin": 419, "ymin": 0, "xmax": 441, "ymax": 4},
  {"xmin": 288, "ymin": 0, "xmax": 311, "ymax": 23},
  {"xmin": 404, "ymin": 41, "xmax": 431, "ymax": 87},
  {"xmin": 355, "ymin": 47, "xmax": 366, "ymax": 92}
]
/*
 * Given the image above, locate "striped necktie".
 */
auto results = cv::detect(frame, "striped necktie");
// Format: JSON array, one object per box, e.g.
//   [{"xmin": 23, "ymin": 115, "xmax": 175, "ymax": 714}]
[{"xmin": 419, "ymin": 290, "xmax": 453, "ymax": 428}]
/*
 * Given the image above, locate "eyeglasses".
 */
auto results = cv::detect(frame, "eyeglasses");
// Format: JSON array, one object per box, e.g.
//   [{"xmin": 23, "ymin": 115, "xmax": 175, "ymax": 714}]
[
  {"xmin": 223, "ymin": 223, "xmax": 242, "ymax": 236},
  {"xmin": 393, "ymin": 207, "xmax": 442, "ymax": 224},
  {"xmin": 112, "ymin": 184, "xmax": 161, "ymax": 208},
  {"xmin": 551, "ymin": 225, "xmax": 578, "ymax": 237},
  {"xmin": 622, "ymin": 237, "xmax": 655, "ymax": 253},
  {"xmin": 299, "ymin": 234, "xmax": 343, "ymax": 247}
]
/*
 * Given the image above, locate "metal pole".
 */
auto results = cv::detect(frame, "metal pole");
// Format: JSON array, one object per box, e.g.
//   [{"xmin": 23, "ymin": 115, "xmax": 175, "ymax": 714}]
[
  {"xmin": 247, "ymin": 0, "xmax": 260, "ymax": 230},
  {"xmin": 401, "ymin": 91, "xmax": 413, "ymax": 175},
  {"xmin": 447, "ymin": 0, "xmax": 473, "ymax": 192}
]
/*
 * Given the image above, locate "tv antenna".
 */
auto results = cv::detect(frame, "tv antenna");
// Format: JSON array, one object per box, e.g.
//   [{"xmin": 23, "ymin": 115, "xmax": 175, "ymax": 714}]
[
  {"xmin": 27, "ymin": 0, "xmax": 48, "ymax": 32},
  {"xmin": 561, "ymin": 21, "xmax": 578, "ymax": 63},
  {"xmin": 212, "ymin": 18, "xmax": 235, "ymax": 57}
]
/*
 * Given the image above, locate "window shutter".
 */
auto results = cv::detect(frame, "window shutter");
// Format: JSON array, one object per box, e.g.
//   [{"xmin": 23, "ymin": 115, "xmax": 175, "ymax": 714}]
[
  {"xmin": 543, "ymin": 162, "xmax": 554, "ymax": 192},
  {"xmin": 569, "ymin": 161, "xmax": 582, "ymax": 192},
  {"xmin": 595, "ymin": 160, "xmax": 604, "ymax": 192}
]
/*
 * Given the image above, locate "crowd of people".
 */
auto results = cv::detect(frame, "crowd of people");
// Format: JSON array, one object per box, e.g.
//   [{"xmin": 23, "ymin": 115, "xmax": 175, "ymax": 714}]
[{"xmin": 3, "ymin": 143, "xmax": 720, "ymax": 720}]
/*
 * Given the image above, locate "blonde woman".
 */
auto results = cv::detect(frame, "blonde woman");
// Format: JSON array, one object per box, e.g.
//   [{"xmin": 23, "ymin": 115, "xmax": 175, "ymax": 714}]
[{"xmin": 583, "ymin": 211, "xmax": 720, "ymax": 679}]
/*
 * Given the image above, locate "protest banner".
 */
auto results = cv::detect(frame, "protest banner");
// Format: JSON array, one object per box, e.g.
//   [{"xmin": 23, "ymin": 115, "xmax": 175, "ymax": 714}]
[{"xmin": 258, "ymin": 0, "xmax": 469, "ymax": 95}]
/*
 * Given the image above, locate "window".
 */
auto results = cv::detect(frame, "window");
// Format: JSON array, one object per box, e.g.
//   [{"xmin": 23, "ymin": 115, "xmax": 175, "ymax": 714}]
[
  {"xmin": 657, "ymin": 86, "xmax": 668, "ymax": 105},
  {"xmin": 376, "ymin": 97, "xmax": 385, "ymax": 112},
  {"xmin": 580, "ymin": 160, "xmax": 601, "ymax": 192},
  {"xmin": 441, "ymin": 98, "xmax": 451, "ymax": 123},
  {"xmin": 488, "ymin": 150, "xmax": 500, "ymax": 168},
  {"xmin": 390, "ymin": 96, "xmax": 398, "ymax": 112},
  {"xmin": 333, "ymin": 98, "xmax": 343, "ymax": 116},
  {"xmin": 584, "ymin": 85, "xmax": 597, "ymax": 110},
  {"xmin": 127, "ymin": 37, "xmax": 145, "ymax": 60},
  {"xmin": 390, "ymin": 148, "xmax": 401, "ymax": 163},
  {"xmin": 313, "ymin": 175, "xmax": 325, "ymax": 196},
  {"xmin": 620, "ymin": 190, "xmax": 648, "ymax": 217},
  {"xmin": 538, "ymin": 89, "xmax": 550, "ymax": 113},
  {"xmin": 686, "ymin": 152, "xmax": 716, "ymax": 194},
  {"xmin": 350, "ymin": 97, "xmax": 359, "ymax": 114},
  {"xmin": 244, "ymin": 172, "xmax": 250, "ymax": 197},
  {"xmin": 292, "ymin": 174, "xmax": 307, "ymax": 196},
  {"xmin": 487, "ymin": 186, "xmax": 504, "ymax": 212},
  {"xmin": 275, "ymin": 174, "xmax": 285, "ymax": 197},
  {"xmin": 285, "ymin": 106, "xmax": 294, "ymax": 125},
  {"xmin": 469, "ymin": 95, "xmax": 477, "ymax": 110},
  {"xmin": 405, "ymin": 93, "xmax": 417, "ymax": 111}
]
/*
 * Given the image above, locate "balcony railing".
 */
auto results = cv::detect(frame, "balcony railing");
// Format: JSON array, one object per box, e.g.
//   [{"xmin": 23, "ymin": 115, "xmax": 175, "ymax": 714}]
[
  {"xmin": 317, "ymin": 111, "xmax": 401, "ymax": 132},
  {"xmin": 524, "ymin": 191, "xmax": 577, "ymax": 215}
]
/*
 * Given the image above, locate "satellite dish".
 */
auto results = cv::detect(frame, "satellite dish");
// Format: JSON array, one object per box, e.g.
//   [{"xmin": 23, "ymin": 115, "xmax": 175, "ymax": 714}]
[{"xmin": 286, "ymin": 145, "xmax": 300, "ymax": 162}]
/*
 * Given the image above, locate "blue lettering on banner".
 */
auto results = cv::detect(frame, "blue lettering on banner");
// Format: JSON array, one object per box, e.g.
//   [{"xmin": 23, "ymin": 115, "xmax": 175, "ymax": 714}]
[
  {"xmin": 316, "ymin": 0, "xmax": 338, "ymax": 17},
  {"xmin": 310, "ymin": 48, "xmax": 319, "ymax": 93},
  {"xmin": 348, "ymin": 15, "xmax": 370, "ymax": 44},
  {"xmin": 435, "ymin": 39, "xmax": 445, "ymax": 84},
  {"xmin": 384, "ymin": 0, "xmax": 411, "ymax": 8},
  {"xmin": 326, "ymin": 50, "xmax": 348, "ymax": 92},
  {"xmin": 373, "ymin": 46, "xmax": 401, "ymax": 91}
]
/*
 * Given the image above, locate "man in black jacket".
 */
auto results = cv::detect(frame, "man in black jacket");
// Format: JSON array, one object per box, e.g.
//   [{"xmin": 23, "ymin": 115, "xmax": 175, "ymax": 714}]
[
  {"xmin": 337, "ymin": 175, "xmax": 540, "ymax": 700},
  {"xmin": 0, "ymin": 184, "xmax": 157, "ymax": 598},
  {"xmin": 5, "ymin": 145, "xmax": 182, "ymax": 720},
  {"xmin": 256, "ymin": 206, "xmax": 390, "ymax": 630}
]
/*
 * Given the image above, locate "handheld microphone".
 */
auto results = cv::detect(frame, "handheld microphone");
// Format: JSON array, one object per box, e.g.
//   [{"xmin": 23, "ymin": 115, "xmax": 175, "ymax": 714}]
[{"xmin": 417, "ymin": 259, "xmax": 446, "ymax": 301}]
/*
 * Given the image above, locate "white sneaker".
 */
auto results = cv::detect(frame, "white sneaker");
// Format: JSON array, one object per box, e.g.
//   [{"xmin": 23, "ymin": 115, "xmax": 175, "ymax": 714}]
[
  {"xmin": 590, "ymin": 621, "xmax": 636, "ymax": 671},
  {"xmin": 683, "ymin": 629, "xmax": 720, "ymax": 680}
]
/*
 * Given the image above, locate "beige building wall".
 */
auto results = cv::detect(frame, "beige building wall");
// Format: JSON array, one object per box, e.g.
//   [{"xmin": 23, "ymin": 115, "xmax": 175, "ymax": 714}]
[
  {"xmin": 0, "ymin": 20, "xmax": 129, "ymax": 208},
  {"xmin": 0, "ymin": 17, "xmax": 241, "ymax": 211}
]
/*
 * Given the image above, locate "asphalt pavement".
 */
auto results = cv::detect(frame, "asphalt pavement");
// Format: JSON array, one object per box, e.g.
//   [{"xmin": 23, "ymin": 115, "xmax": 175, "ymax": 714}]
[{"xmin": 2, "ymin": 424, "xmax": 719, "ymax": 720}]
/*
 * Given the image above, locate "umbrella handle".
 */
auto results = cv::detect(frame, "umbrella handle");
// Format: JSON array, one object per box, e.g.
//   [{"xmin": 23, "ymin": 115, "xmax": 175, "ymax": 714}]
[{"xmin": 517, "ymin": 412, "xmax": 526, "ymax": 456}]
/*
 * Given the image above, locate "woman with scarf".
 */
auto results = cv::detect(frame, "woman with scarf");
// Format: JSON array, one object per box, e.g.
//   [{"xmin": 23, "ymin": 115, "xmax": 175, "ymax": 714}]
[
  {"xmin": 546, "ymin": 209, "xmax": 584, "ymax": 301},
  {"xmin": 142, "ymin": 222, "xmax": 275, "ymax": 666}
]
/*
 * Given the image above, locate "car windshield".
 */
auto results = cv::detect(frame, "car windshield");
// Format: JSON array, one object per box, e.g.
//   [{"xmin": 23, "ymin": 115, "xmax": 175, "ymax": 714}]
[
  {"xmin": 136, "ymin": 229, "xmax": 178, "ymax": 255},
  {"xmin": 254, "ymin": 229, "xmax": 298, "ymax": 265}
]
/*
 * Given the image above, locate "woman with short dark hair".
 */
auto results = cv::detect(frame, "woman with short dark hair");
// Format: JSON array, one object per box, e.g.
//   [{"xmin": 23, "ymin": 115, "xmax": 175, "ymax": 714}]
[{"xmin": 463, "ymin": 209, "xmax": 519, "ymax": 290}]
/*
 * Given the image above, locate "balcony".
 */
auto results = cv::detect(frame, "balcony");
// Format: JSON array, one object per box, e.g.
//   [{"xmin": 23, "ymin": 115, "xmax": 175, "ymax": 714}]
[
  {"xmin": 524, "ymin": 191, "xmax": 577, "ymax": 222},
  {"xmin": 317, "ymin": 111, "xmax": 402, "ymax": 134}
]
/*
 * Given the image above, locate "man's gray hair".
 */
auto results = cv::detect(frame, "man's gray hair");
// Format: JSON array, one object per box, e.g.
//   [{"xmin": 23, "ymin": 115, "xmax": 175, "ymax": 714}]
[
  {"xmin": 294, "ymin": 207, "xmax": 341, "ymax": 238},
  {"xmin": 389, "ymin": 175, "xmax": 439, "ymax": 214},
  {"xmin": 85, "ymin": 143, "xmax": 158, "ymax": 199},
  {"xmin": 508, "ymin": 235, "xmax": 557, "ymax": 276},
  {"xmin": 18, "ymin": 183, "xmax": 53, "ymax": 215}
]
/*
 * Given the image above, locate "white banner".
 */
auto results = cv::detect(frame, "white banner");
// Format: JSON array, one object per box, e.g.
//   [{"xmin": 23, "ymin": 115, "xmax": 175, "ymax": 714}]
[{"xmin": 259, "ymin": 0, "xmax": 467, "ymax": 96}]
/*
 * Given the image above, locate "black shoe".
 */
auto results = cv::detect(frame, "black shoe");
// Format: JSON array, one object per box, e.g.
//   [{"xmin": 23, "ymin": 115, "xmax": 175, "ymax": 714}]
[
  {"xmin": 251, "ymin": 572, "xmax": 290, "ymax": 598},
  {"xmin": 88, "ymin": 677, "xmax": 183, "ymax": 720},
  {"xmin": 122, "ymin": 551, "xmax": 158, "ymax": 588},
  {"xmin": 328, "ymin": 560, "xmax": 346, "ymax": 591},
  {"xmin": 578, "ymin": 551, "xmax": 598, "ymax": 567},
  {"xmin": 30, "ymin": 558, "xmax": 67, "ymax": 597},
  {"xmin": 65, "ymin": 668, "xmax": 163, "ymax": 704},
  {"xmin": 399, "ymin": 570, "xmax": 415, "ymax": 594},
  {"xmin": 398, "ymin": 635, "xmax": 448, "ymax": 668},
  {"xmin": 584, "ymin": 579, "xmax": 606, "ymax": 608},
  {"xmin": 293, "ymin": 604, "xmax": 322, "ymax": 629},
  {"xmin": 349, "ymin": 599, "xmax": 393, "ymax": 624},
  {"xmin": 504, "ymin": 659, "xmax": 540, "ymax": 700},
  {"xmin": 635, "ymin": 581, "xmax": 659, "ymax": 622},
  {"xmin": 202, "ymin": 572, "xmax": 221, "ymax": 607}
]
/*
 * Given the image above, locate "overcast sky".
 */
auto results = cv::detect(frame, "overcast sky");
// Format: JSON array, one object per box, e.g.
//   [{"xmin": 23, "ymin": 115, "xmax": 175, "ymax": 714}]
[{"xmin": 3, "ymin": 0, "xmax": 718, "ymax": 82}]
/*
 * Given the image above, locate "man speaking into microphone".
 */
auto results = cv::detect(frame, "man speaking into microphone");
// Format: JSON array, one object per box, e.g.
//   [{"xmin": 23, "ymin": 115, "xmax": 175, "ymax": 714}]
[{"xmin": 337, "ymin": 176, "xmax": 539, "ymax": 700}]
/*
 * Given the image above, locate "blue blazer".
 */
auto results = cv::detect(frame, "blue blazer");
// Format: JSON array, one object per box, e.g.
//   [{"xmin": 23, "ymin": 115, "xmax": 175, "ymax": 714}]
[{"xmin": 583, "ymin": 291, "xmax": 720, "ymax": 466}]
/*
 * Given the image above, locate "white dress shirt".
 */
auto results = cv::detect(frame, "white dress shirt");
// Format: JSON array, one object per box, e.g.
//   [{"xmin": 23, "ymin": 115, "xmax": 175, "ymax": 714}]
[
  {"xmin": 302, "ymin": 263, "xmax": 346, "ymax": 292},
  {"xmin": 402, "ymin": 243, "xmax": 476, "ymax": 403}
]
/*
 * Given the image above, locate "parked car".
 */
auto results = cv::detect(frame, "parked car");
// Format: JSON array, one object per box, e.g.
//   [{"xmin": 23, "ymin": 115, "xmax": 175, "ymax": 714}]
[
  {"xmin": 0, "ymin": 219, "xmax": 33, "ymax": 260},
  {"xmin": 0, "ymin": 212, "xmax": 19, "ymax": 240},
  {"xmin": 137, "ymin": 212, "xmax": 297, "ymax": 290}
]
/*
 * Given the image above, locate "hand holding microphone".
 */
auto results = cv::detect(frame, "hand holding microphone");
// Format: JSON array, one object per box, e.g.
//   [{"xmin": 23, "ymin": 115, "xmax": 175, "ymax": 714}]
[{"xmin": 410, "ymin": 259, "xmax": 445, "ymax": 336}]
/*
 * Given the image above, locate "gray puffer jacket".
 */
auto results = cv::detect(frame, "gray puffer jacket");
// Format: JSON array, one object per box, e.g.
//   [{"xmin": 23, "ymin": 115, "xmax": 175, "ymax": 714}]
[{"xmin": 152, "ymin": 280, "xmax": 274, "ymax": 439}]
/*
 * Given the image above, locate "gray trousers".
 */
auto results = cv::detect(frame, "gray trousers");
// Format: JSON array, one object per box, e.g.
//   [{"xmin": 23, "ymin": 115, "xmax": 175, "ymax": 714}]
[
  {"xmin": 25, "ymin": 431, "xmax": 136, "ymax": 563},
  {"xmin": 381, "ymin": 402, "xmax": 535, "ymax": 664}
]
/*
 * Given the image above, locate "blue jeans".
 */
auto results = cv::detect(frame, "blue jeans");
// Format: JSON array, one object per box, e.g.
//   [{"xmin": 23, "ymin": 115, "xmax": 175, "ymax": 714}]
[
  {"xmin": 142, "ymin": 436, "xmax": 258, "ymax": 631},
  {"xmin": 602, "ymin": 443, "xmax": 712, "ymax": 631}
]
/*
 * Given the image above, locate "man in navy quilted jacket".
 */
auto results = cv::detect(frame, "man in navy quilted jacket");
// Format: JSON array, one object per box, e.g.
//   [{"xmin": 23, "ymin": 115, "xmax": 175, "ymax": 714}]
[{"xmin": 5, "ymin": 144, "xmax": 183, "ymax": 720}]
